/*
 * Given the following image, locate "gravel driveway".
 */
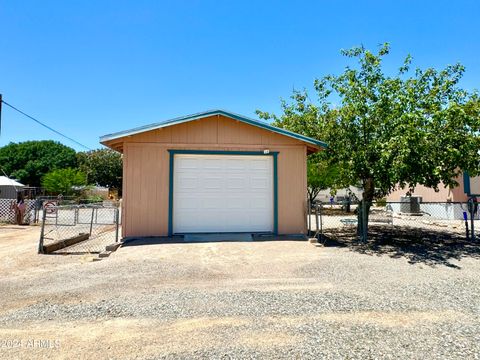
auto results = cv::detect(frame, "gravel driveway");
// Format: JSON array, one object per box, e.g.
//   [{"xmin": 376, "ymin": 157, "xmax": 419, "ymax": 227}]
[{"xmin": 1, "ymin": 225, "xmax": 479, "ymax": 359}]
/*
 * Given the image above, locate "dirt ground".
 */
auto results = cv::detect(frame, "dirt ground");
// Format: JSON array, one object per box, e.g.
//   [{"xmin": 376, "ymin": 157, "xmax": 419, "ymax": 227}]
[{"xmin": 1, "ymin": 225, "xmax": 480, "ymax": 359}]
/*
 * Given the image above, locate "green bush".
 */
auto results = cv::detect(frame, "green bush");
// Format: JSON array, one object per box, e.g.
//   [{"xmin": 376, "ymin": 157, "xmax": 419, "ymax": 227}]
[
  {"xmin": 42, "ymin": 168, "xmax": 87, "ymax": 195},
  {"xmin": 376, "ymin": 198, "xmax": 387, "ymax": 207}
]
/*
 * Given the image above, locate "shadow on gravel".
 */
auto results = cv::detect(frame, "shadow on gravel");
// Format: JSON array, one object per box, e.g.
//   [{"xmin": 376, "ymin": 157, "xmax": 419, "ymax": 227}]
[{"xmin": 321, "ymin": 225, "xmax": 480, "ymax": 268}]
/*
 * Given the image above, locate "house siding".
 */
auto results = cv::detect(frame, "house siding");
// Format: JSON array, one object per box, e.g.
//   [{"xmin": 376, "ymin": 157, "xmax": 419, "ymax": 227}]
[{"xmin": 387, "ymin": 173, "xmax": 469, "ymax": 203}]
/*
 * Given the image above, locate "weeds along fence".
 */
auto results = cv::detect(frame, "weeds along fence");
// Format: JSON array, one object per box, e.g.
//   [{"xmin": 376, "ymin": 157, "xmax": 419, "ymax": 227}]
[
  {"xmin": 309, "ymin": 201, "xmax": 479, "ymax": 243},
  {"xmin": 39, "ymin": 203, "xmax": 121, "ymax": 255}
]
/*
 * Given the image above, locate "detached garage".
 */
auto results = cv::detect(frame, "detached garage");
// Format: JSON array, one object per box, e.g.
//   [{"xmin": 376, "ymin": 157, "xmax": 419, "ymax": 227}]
[{"xmin": 100, "ymin": 110, "xmax": 326, "ymax": 238}]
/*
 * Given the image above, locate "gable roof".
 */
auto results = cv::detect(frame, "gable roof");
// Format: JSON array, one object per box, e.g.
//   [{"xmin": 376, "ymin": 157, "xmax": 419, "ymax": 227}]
[{"xmin": 99, "ymin": 109, "xmax": 327, "ymax": 148}]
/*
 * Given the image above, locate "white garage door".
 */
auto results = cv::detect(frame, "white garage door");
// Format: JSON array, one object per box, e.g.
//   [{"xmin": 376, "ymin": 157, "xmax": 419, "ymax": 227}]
[{"xmin": 173, "ymin": 154, "xmax": 273, "ymax": 233}]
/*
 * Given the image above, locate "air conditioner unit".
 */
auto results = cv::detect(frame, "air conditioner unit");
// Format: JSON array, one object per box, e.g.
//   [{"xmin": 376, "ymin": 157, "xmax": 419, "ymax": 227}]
[{"xmin": 400, "ymin": 195, "xmax": 422, "ymax": 214}]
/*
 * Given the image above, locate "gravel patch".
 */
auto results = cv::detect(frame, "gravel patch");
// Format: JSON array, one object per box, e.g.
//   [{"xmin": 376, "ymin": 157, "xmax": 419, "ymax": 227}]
[{"xmin": 1, "ymin": 228, "xmax": 480, "ymax": 359}]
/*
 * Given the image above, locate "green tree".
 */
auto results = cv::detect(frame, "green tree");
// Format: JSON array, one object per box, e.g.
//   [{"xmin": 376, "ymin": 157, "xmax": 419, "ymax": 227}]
[
  {"xmin": 41, "ymin": 168, "xmax": 87, "ymax": 195},
  {"xmin": 258, "ymin": 44, "xmax": 480, "ymax": 240},
  {"xmin": 307, "ymin": 153, "xmax": 341, "ymax": 205},
  {"xmin": 0, "ymin": 140, "xmax": 77, "ymax": 187},
  {"xmin": 77, "ymin": 148, "xmax": 122, "ymax": 192}
]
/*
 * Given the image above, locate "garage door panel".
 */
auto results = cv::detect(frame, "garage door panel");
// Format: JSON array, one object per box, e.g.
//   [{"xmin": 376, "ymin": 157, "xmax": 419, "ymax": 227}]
[
  {"xmin": 226, "ymin": 177, "xmax": 246, "ymax": 189},
  {"xmin": 251, "ymin": 159, "xmax": 270, "ymax": 170},
  {"xmin": 226, "ymin": 158, "xmax": 247, "ymax": 169},
  {"xmin": 201, "ymin": 197, "xmax": 224, "ymax": 209},
  {"xmin": 249, "ymin": 212, "xmax": 270, "ymax": 226},
  {"xmin": 251, "ymin": 177, "xmax": 269, "ymax": 189},
  {"xmin": 175, "ymin": 196, "xmax": 199, "ymax": 210},
  {"xmin": 250, "ymin": 196, "xmax": 269, "ymax": 209},
  {"xmin": 203, "ymin": 158, "xmax": 223, "ymax": 169},
  {"xmin": 177, "ymin": 177, "xmax": 198, "ymax": 190},
  {"xmin": 225, "ymin": 211, "xmax": 250, "ymax": 226},
  {"xmin": 176, "ymin": 211, "xmax": 227, "ymax": 231},
  {"xmin": 177, "ymin": 158, "xmax": 199, "ymax": 169},
  {"xmin": 173, "ymin": 154, "xmax": 273, "ymax": 233},
  {"xmin": 226, "ymin": 197, "xmax": 249, "ymax": 209},
  {"xmin": 203, "ymin": 177, "xmax": 222, "ymax": 190}
]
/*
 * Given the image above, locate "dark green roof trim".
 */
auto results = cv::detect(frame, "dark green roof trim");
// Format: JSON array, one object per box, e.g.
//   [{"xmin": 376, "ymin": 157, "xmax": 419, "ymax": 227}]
[{"xmin": 100, "ymin": 109, "xmax": 327, "ymax": 148}]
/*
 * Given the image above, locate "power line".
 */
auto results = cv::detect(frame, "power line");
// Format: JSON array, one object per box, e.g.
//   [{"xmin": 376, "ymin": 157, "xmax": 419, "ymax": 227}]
[{"xmin": 0, "ymin": 98, "xmax": 92, "ymax": 150}]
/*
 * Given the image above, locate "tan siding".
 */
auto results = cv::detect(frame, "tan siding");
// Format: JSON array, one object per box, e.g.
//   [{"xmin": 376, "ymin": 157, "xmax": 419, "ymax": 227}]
[
  {"xmin": 186, "ymin": 117, "xmax": 218, "ymax": 143},
  {"xmin": 120, "ymin": 115, "xmax": 303, "ymax": 146},
  {"xmin": 387, "ymin": 174, "xmax": 468, "ymax": 202},
  {"xmin": 170, "ymin": 122, "xmax": 188, "ymax": 143},
  {"xmin": 123, "ymin": 143, "xmax": 170, "ymax": 236},
  {"xmin": 218, "ymin": 117, "xmax": 263, "ymax": 144},
  {"xmin": 119, "ymin": 115, "xmax": 312, "ymax": 237},
  {"xmin": 261, "ymin": 130, "xmax": 300, "ymax": 145},
  {"xmin": 121, "ymin": 145, "xmax": 128, "ymax": 237},
  {"xmin": 277, "ymin": 147, "xmax": 307, "ymax": 234}
]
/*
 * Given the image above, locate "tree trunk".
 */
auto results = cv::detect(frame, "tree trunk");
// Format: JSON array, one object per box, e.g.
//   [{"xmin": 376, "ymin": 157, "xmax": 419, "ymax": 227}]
[
  {"xmin": 357, "ymin": 178, "xmax": 375, "ymax": 242},
  {"xmin": 308, "ymin": 188, "xmax": 321, "ymax": 208},
  {"xmin": 308, "ymin": 190, "xmax": 314, "ymax": 209}
]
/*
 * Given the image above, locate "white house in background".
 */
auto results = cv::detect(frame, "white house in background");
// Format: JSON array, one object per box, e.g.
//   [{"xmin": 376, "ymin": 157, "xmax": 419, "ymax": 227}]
[{"xmin": 0, "ymin": 176, "xmax": 24, "ymax": 199}]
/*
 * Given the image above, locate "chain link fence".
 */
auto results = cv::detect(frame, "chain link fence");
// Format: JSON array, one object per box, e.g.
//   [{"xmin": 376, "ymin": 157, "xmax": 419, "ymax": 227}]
[
  {"xmin": 39, "ymin": 203, "xmax": 121, "ymax": 255},
  {"xmin": 0, "ymin": 199, "xmax": 38, "ymax": 224},
  {"xmin": 309, "ymin": 201, "xmax": 479, "ymax": 244}
]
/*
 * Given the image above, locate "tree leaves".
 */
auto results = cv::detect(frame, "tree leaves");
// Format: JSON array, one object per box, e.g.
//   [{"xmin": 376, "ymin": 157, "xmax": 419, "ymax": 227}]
[
  {"xmin": 41, "ymin": 168, "xmax": 86, "ymax": 195},
  {"xmin": 77, "ymin": 149, "xmax": 123, "ymax": 191},
  {"xmin": 259, "ymin": 44, "xmax": 480, "ymax": 201},
  {"xmin": 0, "ymin": 140, "xmax": 77, "ymax": 187}
]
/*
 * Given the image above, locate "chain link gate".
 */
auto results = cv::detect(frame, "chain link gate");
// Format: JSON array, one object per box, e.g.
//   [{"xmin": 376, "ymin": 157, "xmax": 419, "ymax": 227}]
[{"xmin": 38, "ymin": 203, "xmax": 121, "ymax": 254}]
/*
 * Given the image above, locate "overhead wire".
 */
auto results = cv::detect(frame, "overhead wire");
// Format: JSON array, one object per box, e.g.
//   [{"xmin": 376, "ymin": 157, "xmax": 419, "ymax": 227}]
[{"xmin": 0, "ymin": 99, "xmax": 92, "ymax": 150}]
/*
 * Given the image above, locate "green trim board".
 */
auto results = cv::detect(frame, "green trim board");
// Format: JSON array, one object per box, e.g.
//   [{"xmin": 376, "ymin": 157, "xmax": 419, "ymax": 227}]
[
  {"xmin": 464, "ymin": 172, "xmax": 471, "ymax": 195},
  {"xmin": 168, "ymin": 151, "xmax": 175, "ymax": 236},
  {"xmin": 464, "ymin": 172, "xmax": 480, "ymax": 196},
  {"xmin": 168, "ymin": 149, "xmax": 279, "ymax": 236},
  {"xmin": 100, "ymin": 109, "xmax": 327, "ymax": 149},
  {"xmin": 272, "ymin": 152, "xmax": 278, "ymax": 233}
]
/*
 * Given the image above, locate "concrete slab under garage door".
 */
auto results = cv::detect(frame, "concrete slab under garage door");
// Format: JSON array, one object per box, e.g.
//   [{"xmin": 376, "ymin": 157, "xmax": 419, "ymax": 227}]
[{"xmin": 184, "ymin": 233, "xmax": 253, "ymax": 242}]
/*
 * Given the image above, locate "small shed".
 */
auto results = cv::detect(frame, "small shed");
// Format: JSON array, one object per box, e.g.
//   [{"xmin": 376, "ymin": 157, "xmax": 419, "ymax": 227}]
[
  {"xmin": 0, "ymin": 176, "xmax": 24, "ymax": 199},
  {"xmin": 100, "ymin": 110, "xmax": 326, "ymax": 238}
]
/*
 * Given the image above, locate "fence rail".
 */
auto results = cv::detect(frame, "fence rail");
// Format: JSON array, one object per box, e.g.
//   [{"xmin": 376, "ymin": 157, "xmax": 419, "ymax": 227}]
[{"xmin": 39, "ymin": 203, "xmax": 121, "ymax": 254}]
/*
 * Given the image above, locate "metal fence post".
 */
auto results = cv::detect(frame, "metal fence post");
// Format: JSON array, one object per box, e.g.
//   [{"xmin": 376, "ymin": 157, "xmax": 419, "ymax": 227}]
[
  {"xmin": 318, "ymin": 203, "xmax": 323, "ymax": 241},
  {"xmin": 115, "ymin": 207, "xmax": 120, "ymax": 242},
  {"xmin": 38, "ymin": 208, "xmax": 47, "ymax": 254},
  {"xmin": 89, "ymin": 207, "xmax": 95, "ymax": 236},
  {"xmin": 307, "ymin": 199, "xmax": 311, "ymax": 233},
  {"xmin": 469, "ymin": 198, "xmax": 476, "ymax": 242}
]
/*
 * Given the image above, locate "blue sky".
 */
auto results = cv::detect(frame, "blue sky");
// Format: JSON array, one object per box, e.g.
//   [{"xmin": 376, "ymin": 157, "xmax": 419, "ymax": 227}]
[{"xmin": 1, "ymin": 0, "xmax": 479, "ymax": 151}]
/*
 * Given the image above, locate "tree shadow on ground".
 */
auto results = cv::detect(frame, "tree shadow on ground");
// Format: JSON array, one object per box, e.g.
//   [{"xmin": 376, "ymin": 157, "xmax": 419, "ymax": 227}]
[{"xmin": 321, "ymin": 225, "xmax": 480, "ymax": 268}]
